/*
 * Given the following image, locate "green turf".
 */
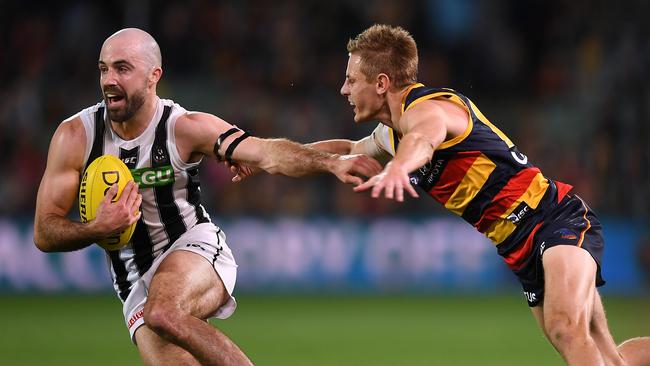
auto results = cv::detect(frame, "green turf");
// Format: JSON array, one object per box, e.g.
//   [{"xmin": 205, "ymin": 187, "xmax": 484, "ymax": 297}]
[{"xmin": 0, "ymin": 294, "xmax": 647, "ymax": 365}]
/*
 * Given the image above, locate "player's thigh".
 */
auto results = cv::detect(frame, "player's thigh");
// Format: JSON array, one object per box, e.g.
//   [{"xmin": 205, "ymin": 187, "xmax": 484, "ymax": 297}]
[
  {"xmin": 148, "ymin": 250, "xmax": 228, "ymax": 318},
  {"xmin": 135, "ymin": 324, "xmax": 201, "ymax": 366},
  {"xmin": 542, "ymin": 245, "xmax": 597, "ymax": 321}
]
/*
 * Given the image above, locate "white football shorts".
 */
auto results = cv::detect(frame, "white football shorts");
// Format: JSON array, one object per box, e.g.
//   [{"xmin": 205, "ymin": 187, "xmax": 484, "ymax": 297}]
[{"xmin": 122, "ymin": 223, "xmax": 238, "ymax": 343}]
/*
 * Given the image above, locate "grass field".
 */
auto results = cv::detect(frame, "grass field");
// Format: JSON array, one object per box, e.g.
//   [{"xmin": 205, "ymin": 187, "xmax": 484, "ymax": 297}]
[{"xmin": 0, "ymin": 294, "xmax": 647, "ymax": 365}]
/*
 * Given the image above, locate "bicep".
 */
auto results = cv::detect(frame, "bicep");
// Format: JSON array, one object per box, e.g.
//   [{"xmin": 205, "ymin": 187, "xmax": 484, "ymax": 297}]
[
  {"xmin": 219, "ymin": 135, "xmax": 266, "ymax": 165},
  {"xmin": 35, "ymin": 122, "xmax": 86, "ymax": 221},
  {"xmin": 177, "ymin": 112, "xmax": 247, "ymax": 160},
  {"xmin": 401, "ymin": 103, "xmax": 450, "ymax": 150},
  {"xmin": 36, "ymin": 165, "xmax": 81, "ymax": 219}
]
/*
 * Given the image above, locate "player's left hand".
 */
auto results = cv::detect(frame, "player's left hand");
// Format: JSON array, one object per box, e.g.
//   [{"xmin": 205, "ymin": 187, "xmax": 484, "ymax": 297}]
[{"xmin": 353, "ymin": 161, "xmax": 419, "ymax": 202}]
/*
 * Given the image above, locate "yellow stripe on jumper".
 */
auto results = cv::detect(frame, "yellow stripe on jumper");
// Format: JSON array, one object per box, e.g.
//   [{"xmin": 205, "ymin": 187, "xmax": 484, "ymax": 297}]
[
  {"xmin": 484, "ymin": 173, "xmax": 549, "ymax": 245},
  {"xmin": 444, "ymin": 154, "xmax": 497, "ymax": 216}
]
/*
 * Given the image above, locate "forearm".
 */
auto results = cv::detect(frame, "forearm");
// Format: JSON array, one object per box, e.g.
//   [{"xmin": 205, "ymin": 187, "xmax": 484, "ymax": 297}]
[
  {"xmin": 259, "ymin": 138, "xmax": 338, "ymax": 177},
  {"xmin": 34, "ymin": 214, "xmax": 103, "ymax": 252},
  {"xmin": 391, "ymin": 133, "xmax": 435, "ymax": 173},
  {"xmin": 306, "ymin": 139, "xmax": 353, "ymax": 154}
]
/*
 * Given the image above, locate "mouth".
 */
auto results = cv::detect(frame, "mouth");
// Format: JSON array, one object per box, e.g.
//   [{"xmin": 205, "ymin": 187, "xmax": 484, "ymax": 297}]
[{"xmin": 104, "ymin": 92, "xmax": 125, "ymax": 107}]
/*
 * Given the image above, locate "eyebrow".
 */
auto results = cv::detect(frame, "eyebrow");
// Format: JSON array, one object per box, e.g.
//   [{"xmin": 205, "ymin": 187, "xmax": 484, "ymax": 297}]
[{"xmin": 98, "ymin": 59, "xmax": 135, "ymax": 68}]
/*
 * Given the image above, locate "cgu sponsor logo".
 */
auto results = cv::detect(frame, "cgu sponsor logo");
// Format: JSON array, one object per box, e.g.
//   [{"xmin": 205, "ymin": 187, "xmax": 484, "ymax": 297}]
[{"xmin": 131, "ymin": 165, "xmax": 175, "ymax": 188}]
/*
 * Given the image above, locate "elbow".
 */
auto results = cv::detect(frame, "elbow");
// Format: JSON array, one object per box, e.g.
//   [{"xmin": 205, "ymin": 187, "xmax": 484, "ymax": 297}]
[{"xmin": 33, "ymin": 225, "xmax": 54, "ymax": 252}]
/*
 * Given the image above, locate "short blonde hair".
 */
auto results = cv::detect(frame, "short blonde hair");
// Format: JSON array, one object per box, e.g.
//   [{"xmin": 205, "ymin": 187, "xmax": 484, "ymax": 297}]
[{"xmin": 347, "ymin": 24, "xmax": 418, "ymax": 88}]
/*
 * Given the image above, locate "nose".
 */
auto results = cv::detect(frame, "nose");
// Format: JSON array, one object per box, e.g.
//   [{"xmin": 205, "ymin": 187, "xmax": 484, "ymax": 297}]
[
  {"xmin": 101, "ymin": 68, "xmax": 118, "ymax": 88},
  {"xmin": 340, "ymin": 81, "xmax": 349, "ymax": 96}
]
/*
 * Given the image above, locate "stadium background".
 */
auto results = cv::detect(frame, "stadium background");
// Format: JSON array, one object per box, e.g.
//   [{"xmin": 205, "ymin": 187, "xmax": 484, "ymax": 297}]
[{"xmin": 1, "ymin": 1, "xmax": 649, "ymax": 365}]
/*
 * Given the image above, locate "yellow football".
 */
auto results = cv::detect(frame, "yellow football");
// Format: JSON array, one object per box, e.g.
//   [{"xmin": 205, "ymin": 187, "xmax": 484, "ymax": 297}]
[{"xmin": 79, "ymin": 155, "xmax": 137, "ymax": 251}]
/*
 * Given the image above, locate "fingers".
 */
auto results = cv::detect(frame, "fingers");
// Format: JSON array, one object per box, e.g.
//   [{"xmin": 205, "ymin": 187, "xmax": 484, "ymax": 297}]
[
  {"xmin": 350, "ymin": 156, "xmax": 383, "ymax": 177},
  {"xmin": 131, "ymin": 211, "xmax": 142, "ymax": 225},
  {"xmin": 342, "ymin": 174, "xmax": 364, "ymax": 186},
  {"xmin": 353, "ymin": 174, "xmax": 419, "ymax": 202},
  {"xmin": 405, "ymin": 183, "xmax": 420, "ymax": 199},
  {"xmin": 123, "ymin": 181, "xmax": 139, "ymax": 207},
  {"xmin": 371, "ymin": 182, "xmax": 386, "ymax": 199},
  {"xmin": 109, "ymin": 181, "xmax": 142, "ymax": 219},
  {"xmin": 353, "ymin": 179, "xmax": 373, "ymax": 192},
  {"xmin": 102, "ymin": 183, "xmax": 119, "ymax": 203},
  {"xmin": 365, "ymin": 157, "xmax": 383, "ymax": 175},
  {"xmin": 393, "ymin": 184, "xmax": 402, "ymax": 202},
  {"xmin": 129, "ymin": 194, "xmax": 143, "ymax": 225}
]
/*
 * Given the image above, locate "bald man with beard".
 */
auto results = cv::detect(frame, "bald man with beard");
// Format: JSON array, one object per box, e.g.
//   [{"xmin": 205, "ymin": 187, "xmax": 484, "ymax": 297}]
[{"xmin": 33, "ymin": 28, "xmax": 382, "ymax": 365}]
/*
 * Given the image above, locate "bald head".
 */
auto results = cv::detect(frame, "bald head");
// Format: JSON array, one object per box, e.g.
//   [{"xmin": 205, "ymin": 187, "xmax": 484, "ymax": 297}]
[
  {"xmin": 101, "ymin": 28, "xmax": 162, "ymax": 69},
  {"xmin": 99, "ymin": 28, "xmax": 163, "ymax": 123}
]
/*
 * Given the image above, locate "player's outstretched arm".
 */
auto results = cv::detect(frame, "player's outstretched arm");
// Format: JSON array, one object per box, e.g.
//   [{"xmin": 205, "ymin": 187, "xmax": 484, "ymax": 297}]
[
  {"xmin": 308, "ymin": 135, "xmax": 389, "ymax": 158},
  {"xmin": 354, "ymin": 102, "xmax": 449, "ymax": 202},
  {"xmin": 34, "ymin": 118, "xmax": 141, "ymax": 252},
  {"xmin": 229, "ymin": 137, "xmax": 372, "ymax": 182},
  {"xmin": 178, "ymin": 112, "xmax": 382, "ymax": 185}
]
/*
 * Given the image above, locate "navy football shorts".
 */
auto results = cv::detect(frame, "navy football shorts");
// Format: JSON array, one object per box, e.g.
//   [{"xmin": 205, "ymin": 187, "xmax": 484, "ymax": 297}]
[{"xmin": 511, "ymin": 194, "xmax": 606, "ymax": 307}]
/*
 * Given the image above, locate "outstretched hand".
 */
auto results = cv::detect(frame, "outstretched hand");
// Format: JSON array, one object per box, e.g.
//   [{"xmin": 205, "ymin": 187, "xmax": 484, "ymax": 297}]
[
  {"xmin": 330, "ymin": 154, "xmax": 383, "ymax": 186},
  {"xmin": 226, "ymin": 161, "xmax": 260, "ymax": 182},
  {"xmin": 353, "ymin": 161, "xmax": 419, "ymax": 202}
]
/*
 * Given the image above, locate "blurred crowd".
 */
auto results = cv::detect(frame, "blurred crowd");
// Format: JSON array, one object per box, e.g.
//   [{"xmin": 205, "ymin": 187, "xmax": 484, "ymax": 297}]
[{"xmin": 1, "ymin": 0, "xmax": 648, "ymax": 221}]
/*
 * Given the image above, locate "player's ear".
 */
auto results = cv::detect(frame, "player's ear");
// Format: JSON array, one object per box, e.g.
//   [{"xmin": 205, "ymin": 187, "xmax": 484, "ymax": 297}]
[
  {"xmin": 149, "ymin": 67, "xmax": 162, "ymax": 85},
  {"xmin": 376, "ymin": 73, "xmax": 390, "ymax": 94}
]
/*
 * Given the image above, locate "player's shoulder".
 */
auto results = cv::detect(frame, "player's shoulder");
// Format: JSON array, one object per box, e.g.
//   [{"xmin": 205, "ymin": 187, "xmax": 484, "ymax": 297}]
[
  {"xmin": 58, "ymin": 101, "xmax": 105, "ymax": 134},
  {"xmin": 161, "ymin": 98, "xmax": 231, "ymax": 134},
  {"xmin": 56, "ymin": 112, "xmax": 86, "ymax": 141},
  {"xmin": 173, "ymin": 106, "xmax": 228, "ymax": 130},
  {"xmin": 161, "ymin": 98, "xmax": 201, "ymax": 125},
  {"xmin": 50, "ymin": 102, "xmax": 106, "ymax": 155},
  {"xmin": 48, "ymin": 113, "xmax": 88, "ymax": 171}
]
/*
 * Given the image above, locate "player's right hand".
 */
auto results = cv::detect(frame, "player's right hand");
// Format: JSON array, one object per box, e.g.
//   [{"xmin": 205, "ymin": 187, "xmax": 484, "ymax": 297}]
[
  {"xmin": 353, "ymin": 160, "xmax": 419, "ymax": 202},
  {"xmin": 331, "ymin": 154, "xmax": 383, "ymax": 186},
  {"xmin": 92, "ymin": 181, "xmax": 142, "ymax": 236},
  {"xmin": 226, "ymin": 161, "xmax": 261, "ymax": 182}
]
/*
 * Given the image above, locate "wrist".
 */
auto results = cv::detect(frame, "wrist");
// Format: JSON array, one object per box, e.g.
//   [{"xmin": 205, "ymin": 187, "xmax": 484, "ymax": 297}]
[
  {"xmin": 386, "ymin": 160, "xmax": 405, "ymax": 172},
  {"xmin": 322, "ymin": 153, "xmax": 341, "ymax": 173},
  {"xmin": 85, "ymin": 219, "xmax": 109, "ymax": 240}
]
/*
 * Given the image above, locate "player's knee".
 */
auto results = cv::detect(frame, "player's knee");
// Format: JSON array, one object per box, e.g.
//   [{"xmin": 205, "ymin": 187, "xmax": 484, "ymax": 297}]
[
  {"xmin": 618, "ymin": 337, "xmax": 650, "ymax": 366},
  {"xmin": 143, "ymin": 301, "xmax": 185, "ymax": 341},
  {"xmin": 544, "ymin": 312, "xmax": 589, "ymax": 347}
]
